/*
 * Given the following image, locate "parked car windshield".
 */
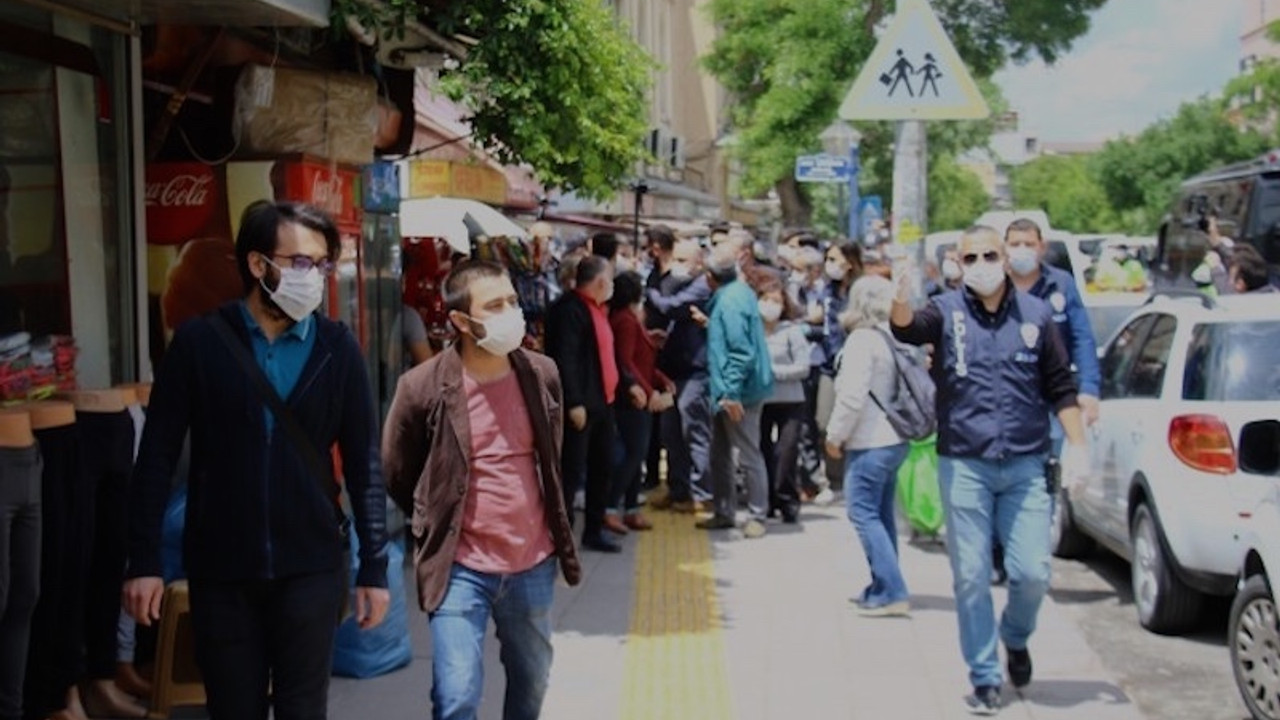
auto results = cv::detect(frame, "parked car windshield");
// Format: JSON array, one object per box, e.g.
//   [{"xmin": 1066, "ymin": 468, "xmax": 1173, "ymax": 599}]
[{"xmin": 1182, "ymin": 320, "xmax": 1280, "ymax": 401}]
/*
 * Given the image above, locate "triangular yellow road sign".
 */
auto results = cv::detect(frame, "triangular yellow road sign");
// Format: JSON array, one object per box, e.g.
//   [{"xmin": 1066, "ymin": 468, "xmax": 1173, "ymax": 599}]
[{"xmin": 839, "ymin": 0, "xmax": 989, "ymax": 121}]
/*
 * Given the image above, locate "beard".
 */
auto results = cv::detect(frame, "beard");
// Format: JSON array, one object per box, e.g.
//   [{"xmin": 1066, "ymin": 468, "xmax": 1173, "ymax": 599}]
[{"xmin": 255, "ymin": 267, "xmax": 291, "ymax": 322}]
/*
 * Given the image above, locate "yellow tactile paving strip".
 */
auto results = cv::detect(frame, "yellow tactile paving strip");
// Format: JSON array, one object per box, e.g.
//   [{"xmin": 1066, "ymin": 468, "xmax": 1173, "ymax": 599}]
[{"xmin": 620, "ymin": 510, "xmax": 733, "ymax": 720}]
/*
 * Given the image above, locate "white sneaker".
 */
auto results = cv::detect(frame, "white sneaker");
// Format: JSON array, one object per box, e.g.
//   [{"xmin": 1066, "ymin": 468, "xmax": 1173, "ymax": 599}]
[
  {"xmin": 813, "ymin": 488, "xmax": 836, "ymax": 506},
  {"xmin": 742, "ymin": 519, "xmax": 767, "ymax": 539}
]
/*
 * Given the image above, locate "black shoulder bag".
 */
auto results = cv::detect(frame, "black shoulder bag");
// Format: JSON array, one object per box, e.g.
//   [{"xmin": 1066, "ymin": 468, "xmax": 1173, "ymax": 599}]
[{"xmin": 209, "ymin": 314, "xmax": 353, "ymax": 619}]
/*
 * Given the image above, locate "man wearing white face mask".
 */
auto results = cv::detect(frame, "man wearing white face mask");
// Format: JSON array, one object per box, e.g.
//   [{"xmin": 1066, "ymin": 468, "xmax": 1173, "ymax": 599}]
[
  {"xmin": 125, "ymin": 202, "xmax": 390, "ymax": 720},
  {"xmin": 546, "ymin": 256, "xmax": 645, "ymax": 553},
  {"xmin": 891, "ymin": 225, "xmax": 1087, "ymax": 715},
  {"xmin": 383, "ymin": 259, "xmax": 581, "ymax": 720}
]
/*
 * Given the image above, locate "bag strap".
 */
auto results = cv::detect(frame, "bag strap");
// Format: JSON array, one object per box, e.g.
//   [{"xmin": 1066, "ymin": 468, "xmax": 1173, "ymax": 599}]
[
  {"xmin": 867, "ymin": 326, "xmax": 903, "ymax": 412},
  {"xmin": 209, "ymin": 314, "xmax": 341, "ymax": 514}
]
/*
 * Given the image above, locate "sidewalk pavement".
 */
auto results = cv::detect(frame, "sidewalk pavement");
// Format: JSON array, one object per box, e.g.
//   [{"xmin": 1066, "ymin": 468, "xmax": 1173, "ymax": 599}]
[{"xmin": 328, "ymin": 501, "xmax": 1147, "ymax": 720}]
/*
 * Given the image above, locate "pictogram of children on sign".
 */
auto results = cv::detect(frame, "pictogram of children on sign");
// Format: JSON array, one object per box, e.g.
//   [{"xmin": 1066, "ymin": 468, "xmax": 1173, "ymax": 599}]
[
  {"xmin": 880, "ymin": 49, "xmax": 916, "ymax": 97},
  {"xmin": 917, "ymin": 52, "xmax": 942, "ymax": 96},
  {"xmin": 879, "ymin": 50, "xmax": 944, "ymax": 98}
]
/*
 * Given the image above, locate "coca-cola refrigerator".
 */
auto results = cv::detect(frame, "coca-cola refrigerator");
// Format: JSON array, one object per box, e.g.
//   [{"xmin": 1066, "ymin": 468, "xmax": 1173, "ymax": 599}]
[
  {"xmin": 225, "ymin": 157, "xmax": 366, "ymax": 349},
  {"xmin": 145, "ymin": 157, "xmax": 368, "ymax": 365}
]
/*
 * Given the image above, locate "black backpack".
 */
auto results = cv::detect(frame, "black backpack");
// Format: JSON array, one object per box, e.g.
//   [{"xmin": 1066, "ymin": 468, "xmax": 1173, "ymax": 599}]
[{"xmin": 868, "ymin": 327, "xmax": 937, "ymax": 441}]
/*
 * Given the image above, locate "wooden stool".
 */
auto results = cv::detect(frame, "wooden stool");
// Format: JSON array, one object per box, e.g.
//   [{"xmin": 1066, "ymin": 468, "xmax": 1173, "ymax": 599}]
[{"xmin": 148, "ymin": 581, "xmax": 206, "ymax": 719}]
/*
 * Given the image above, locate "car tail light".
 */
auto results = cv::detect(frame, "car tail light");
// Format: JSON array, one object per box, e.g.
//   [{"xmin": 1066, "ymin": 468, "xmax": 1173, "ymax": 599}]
[{"xmin": 1169, "ymin": 414, "xmax": 1238, "ymax": 475}]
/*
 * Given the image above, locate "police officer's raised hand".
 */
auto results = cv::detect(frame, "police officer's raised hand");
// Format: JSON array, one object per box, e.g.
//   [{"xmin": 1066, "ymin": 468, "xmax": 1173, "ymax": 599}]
[
  {"xmin": 355, "ymin": 586, "xmax": 391, "ymax": 630},
  {"xmin": 122, "ymin": 576, "xmax": 165, "ymax": 627},
  {"xmin": 718, "ymin": 399, "xmax": 744, "ymax": 423}
]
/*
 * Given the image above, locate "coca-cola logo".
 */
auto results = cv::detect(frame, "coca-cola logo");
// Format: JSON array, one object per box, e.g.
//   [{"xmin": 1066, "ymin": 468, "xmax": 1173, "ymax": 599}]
[
  {"xmin": 310, "ymin": 173, "xmax": 345, "ymax": 215},
  {"xmin": 146, "ymin": 174, "xmax": 213, "ymax": 208}
]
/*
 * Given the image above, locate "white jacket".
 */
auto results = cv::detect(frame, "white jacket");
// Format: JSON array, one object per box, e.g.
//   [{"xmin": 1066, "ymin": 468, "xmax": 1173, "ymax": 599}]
[{"xmin": 825, "ymin": 323, "xmax": 903, "ymax": 450}]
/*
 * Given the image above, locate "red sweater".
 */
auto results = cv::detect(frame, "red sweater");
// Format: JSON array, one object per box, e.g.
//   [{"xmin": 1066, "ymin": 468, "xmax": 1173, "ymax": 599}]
[{"xmin": 609, "ymin": 307, "xmax": 672, "ymax": 397}]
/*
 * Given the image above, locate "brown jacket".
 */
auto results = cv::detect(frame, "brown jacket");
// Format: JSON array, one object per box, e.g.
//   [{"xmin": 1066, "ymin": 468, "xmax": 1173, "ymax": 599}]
[{"xmin": 383, "ymin": 346, "xmax": 582, "ymax": 612}]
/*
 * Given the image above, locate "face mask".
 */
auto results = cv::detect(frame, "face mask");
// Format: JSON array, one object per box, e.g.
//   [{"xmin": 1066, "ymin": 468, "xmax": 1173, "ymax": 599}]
[
  {"xmin": 942, "ymin": 259, "xmax": 962, "ymax": 281},
  {"xmin": 470, "ymin": 307, "xmax": 526, "ymax": 356},
  {"xmin": 789, "ymin": 270, "xmax": 808, "ymax": 287},
  {"xmin": 963, "ymin": 259, "xmax": 1006, "ymax": 297},
  {"xmin": 759, "ymin": 299, "xmax": 783, "ymax": 323},
  {"xmin": 1007, "ymin": 246, "xmax": 1039, "ymax": 276},
  {"xmin": 262, "ymin": 260, "xmax": 324, "ymax": 322},
  {"xmin": 669, "ymin": 264, "xmax": 692, "ymax": 281},
  {"xmin": 825, "ymin": 260, "xmax": 846, "ymax": 282},
  {"xmin": 615, "ymin": 257, "xmax": 636, "ymax": 274}
]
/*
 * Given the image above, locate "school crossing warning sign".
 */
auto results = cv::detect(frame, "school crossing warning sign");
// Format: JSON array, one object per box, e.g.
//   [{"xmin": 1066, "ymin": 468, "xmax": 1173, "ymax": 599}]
[{"xmin": 839, "ymin": 0, "xmax": 989, "ymax": 121}]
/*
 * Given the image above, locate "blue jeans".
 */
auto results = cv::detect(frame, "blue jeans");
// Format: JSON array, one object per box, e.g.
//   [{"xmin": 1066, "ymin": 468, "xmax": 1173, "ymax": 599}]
[
  {"xmin": 429, "ymin": 558, "xmax": 557, "ymax": 720},
  {"xmin": 844, "ymin": 444, "xmax": 910, "ymax": 607},
  {"xmin": 939, "ymin": 454, "xmax": 1052, "ymax": 689}
]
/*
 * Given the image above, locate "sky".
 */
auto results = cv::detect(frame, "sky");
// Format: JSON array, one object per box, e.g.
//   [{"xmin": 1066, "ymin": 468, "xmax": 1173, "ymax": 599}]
[{"xmin": 992, "ymin": 0, "xmax": 1244, "ymax": 143}]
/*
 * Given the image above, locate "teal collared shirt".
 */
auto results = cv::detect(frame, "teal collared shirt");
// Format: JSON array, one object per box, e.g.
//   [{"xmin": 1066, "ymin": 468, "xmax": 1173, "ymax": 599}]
[{"xmin": 238, "ymin": 302, "xmax": 317, "ymax": 436}]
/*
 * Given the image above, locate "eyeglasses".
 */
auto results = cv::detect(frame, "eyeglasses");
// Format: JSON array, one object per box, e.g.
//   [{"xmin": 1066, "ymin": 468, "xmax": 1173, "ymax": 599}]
[
  {"xmin": 960, "ymin": 250, "xmax": 1002, "ymax": 266},
  {"xmin": 270, "ymin": 254, "xmax": 335, "ymax": 277}
]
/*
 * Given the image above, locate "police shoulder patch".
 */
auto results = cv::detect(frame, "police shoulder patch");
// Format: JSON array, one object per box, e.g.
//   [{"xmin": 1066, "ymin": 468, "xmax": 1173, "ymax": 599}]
[
  {"xmin": 1050, "ymin": 292, "xmax": 1066, "ymax": 313},
  {"xmin": 1020, "ymin": 322, "xmax": 1040, "ymax": 349}
]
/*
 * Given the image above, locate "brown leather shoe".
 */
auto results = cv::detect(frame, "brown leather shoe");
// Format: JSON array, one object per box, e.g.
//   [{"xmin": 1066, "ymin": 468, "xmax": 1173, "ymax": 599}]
[
  {"xmin": 602, "ymin": 514, "xmax": 630, "ymax": 535},
  {"xmin": 115, "ymin": 661, "xmax": 152, "ymax": 701},
  {"xmin": 671, "ymin": 500, "xmax": 709, "ymax": 514},
  {"xmin": 623, "ymin": 513, "xmax": 653, "ymax": 531},
  {"xmin": 648, "ymin": 494, "xmax": 675, "ymax": 510},
  {"xmin": 80, "ymin": 679, "xmax": 146, "ymax": 719}
]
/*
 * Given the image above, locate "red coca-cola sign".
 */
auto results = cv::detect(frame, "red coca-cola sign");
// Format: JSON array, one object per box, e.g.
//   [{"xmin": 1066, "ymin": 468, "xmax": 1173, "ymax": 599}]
[
  {"xmin": 279, "ymin": 162, "xmax": 361, "ymax": 227},
  {"xmin": 145, "ymin": 163, "xmax": 227, "ymax": 245}
]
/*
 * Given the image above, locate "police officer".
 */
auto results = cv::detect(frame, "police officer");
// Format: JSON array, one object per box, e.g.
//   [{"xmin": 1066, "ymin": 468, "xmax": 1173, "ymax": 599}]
[
  {"xmin": 995, "ymin": 218, "xmax": 1102, "ymax": 584},
  {"xmin": 890, "ymin": 225, "xmax": 1088, "ymax": 715}
]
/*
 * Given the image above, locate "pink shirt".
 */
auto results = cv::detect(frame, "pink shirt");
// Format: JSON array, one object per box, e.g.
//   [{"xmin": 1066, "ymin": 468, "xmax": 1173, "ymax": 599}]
[{"xmin": 454, "ymin": 370, "xmax": 555, "ymax": 574}]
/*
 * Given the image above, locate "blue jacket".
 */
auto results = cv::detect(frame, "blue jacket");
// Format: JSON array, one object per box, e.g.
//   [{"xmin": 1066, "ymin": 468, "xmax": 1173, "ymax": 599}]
[
  {"xmin": 649, "ymin": 275, "xmax": 712, "ymax": 381},
  {"xmin": 128, "ymin": 303, "xmax": 389, "ymax": 587},
  {"xmin": 1027, "ymin": 263, "xmax": 1101, "ymax": 397},
  {"xmin": 708, "ymin": 279, "xmax": 774, "ymax": 407},
  {"xmin": 893, "ymin": 283, "xmax": 1078, "ymax": 460}
]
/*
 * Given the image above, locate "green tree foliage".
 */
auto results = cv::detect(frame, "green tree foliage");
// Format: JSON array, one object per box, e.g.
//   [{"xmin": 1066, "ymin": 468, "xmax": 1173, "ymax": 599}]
[
  {"xmin": 928, "ymin": 154, "xmax": 990, "ymax": 231},
  {"xmin": 1093, "ymin": 97, "xmax": 1268, "ymax": 234},
  {"xmin": 333, "ymin": 0, "xmax": 653, "ymax": 200},
  {"xmin": 703, "ymin": 0, "xmax": 1107, "ymax": 225},
  {"xmin": 1010, "ymin": 154, "xmax": 1118, "ymax": 233}
]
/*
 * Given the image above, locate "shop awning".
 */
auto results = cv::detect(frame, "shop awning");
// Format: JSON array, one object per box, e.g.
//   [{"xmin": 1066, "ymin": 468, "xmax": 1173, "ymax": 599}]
[
  {"xmin": 540, "ymin": 214, "xmax": 635, "ymax": 235},
  {"xmin": 42, "ymin": 0, "xmax": 330, "ymax": 29},
  {"xmin": 401, "ymin": 197, "xmax": 528, "ymax": 254}
]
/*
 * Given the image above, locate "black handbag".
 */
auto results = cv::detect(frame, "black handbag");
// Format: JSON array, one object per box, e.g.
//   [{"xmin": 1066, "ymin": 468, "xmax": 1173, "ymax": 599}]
[{"xmin": 210, "ymin": 314, "xmax": 353, "ymax": 621}]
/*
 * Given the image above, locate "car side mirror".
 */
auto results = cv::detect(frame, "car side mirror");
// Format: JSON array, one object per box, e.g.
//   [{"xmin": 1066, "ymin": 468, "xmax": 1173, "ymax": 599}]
[{"xmin": 1239, "ymin": 420, "xmax": 1280, "ymax": 476}]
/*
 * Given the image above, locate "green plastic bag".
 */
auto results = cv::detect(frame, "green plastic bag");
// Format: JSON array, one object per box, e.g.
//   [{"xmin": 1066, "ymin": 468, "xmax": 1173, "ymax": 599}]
[{"xmin": 896, "ymin": 435, "xmax": 943, "ymax": 535}]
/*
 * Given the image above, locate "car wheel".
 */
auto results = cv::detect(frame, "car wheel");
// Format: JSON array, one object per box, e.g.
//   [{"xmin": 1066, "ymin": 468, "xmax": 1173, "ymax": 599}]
[
  {"xmin": 1130, "ymin": 502, "xmax": 1203, "ymax": 634},
  {"xmin": 1231, "ymin": 574, "xmax": 1280, "ymax": 720},
  {"xmin": 1051, "ymin": 487, "xmax": 1094, "ymax": 559}
]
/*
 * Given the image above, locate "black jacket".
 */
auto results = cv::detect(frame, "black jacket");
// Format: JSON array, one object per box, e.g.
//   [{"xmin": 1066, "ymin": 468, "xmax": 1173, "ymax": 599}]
[
  {"xmin": 127, "ymin": 303, "xmax": 389, "ymax": 587},
  {"xmin": 545, "ymin": 291, "xmax": 628, "ymax": 414},
  {"xmin": 893, "ymin": 283, "xmax": 1078, "ymax": 460}
]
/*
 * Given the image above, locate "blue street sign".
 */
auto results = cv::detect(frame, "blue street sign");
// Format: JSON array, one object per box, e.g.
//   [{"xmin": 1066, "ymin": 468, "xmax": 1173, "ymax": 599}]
[
  {"xmin": 859, "ymin": 196, "xmax": 884, "ymax": 238},
  {"xmin": 795, "ymin": 154, "xmax": 853, "ymax": 183}
]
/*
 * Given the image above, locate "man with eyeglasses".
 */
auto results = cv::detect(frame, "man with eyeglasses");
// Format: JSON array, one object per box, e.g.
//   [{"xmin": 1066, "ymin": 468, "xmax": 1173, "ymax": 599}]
[
  {"xmin": 124, "ymin": 201, "xmax": 390, "ymax": 720},
  {"xmin": 890, "ymin": 225, "xmax": 1088, "ymax": 716}
]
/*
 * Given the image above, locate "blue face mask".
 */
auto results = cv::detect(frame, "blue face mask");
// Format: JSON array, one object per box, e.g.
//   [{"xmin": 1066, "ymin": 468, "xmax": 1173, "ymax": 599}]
[{"xmin": 1007, "ymin": 246, "xmax": 1039, "ymax": 276}]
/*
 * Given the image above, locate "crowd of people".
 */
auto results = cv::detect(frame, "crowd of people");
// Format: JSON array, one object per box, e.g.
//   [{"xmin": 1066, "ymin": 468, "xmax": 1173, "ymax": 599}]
[{"xmin": 114, "ymin": 201, "xmax": 1278, "ymax": 720}]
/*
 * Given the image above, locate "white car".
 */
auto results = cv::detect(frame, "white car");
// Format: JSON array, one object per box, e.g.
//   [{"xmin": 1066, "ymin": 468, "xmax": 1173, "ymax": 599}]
[
  {"xmin": 1230, "ymin": 478, "xmax": 1280, "ymax": 720},
  {"xmin": 1052, "ymin": 292, "xmax": 1280, "ymax": 634}
]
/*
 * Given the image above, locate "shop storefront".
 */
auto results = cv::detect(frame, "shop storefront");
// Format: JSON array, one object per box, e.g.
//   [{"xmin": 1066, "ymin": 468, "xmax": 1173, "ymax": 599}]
[{"xmin": 0, "ymin": 3, "xmax": 135, "ymax": 394}]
